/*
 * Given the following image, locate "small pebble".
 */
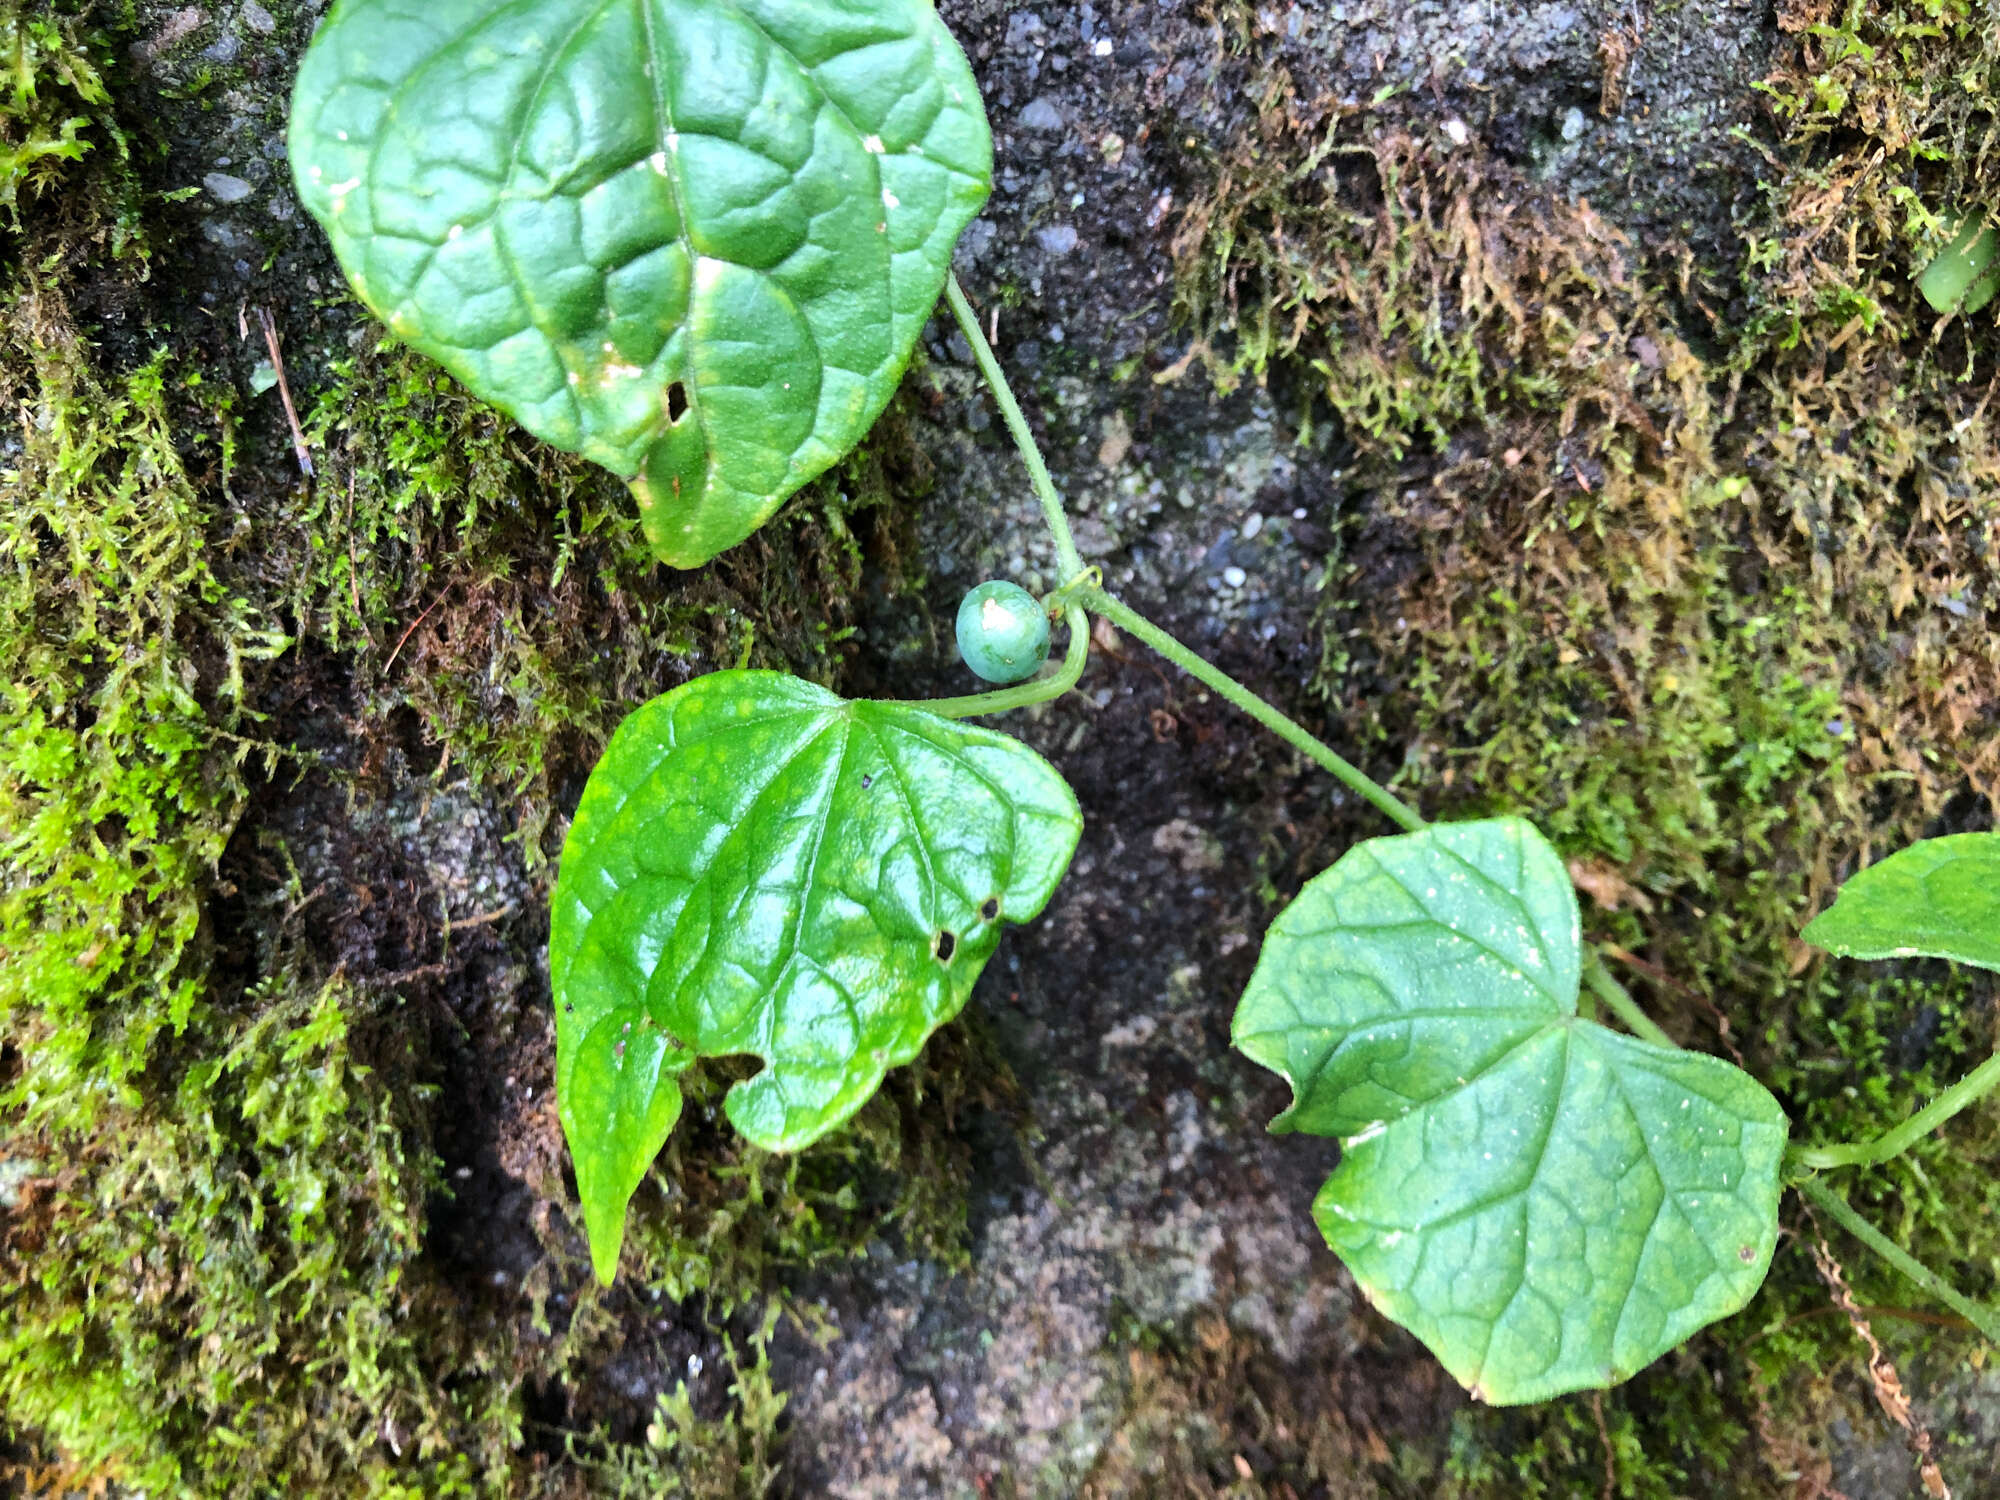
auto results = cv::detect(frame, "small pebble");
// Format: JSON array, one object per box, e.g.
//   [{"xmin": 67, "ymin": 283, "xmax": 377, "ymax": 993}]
[
  {"xmin": 1019, "ymin": 97, "xmax": 1064, "ymax": 131},
  {"xmin": 1222, "ymin": 566, "xmax": 1247, "ymax": 589},
  {"xmin": 203, "ymin": 172, "xmax": 253, "ymax": 204},
  {"xmin": 1035, "ymin": 224, "xmax": 1078, "ymax": 255},
  {"xmin": 1240, "ymin": 513, "xmax": 1263, "ymax": 540}
]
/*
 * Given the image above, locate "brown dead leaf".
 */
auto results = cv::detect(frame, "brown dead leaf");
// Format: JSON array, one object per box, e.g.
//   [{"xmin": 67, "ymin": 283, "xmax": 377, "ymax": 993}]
[
  {"xmin": 1567, "ymin": 858, "xmax": 1655, "ymax": 913},
  {"xmin": 1096, "ymin": 410, "xmax": 1133, "ymax": 469}
]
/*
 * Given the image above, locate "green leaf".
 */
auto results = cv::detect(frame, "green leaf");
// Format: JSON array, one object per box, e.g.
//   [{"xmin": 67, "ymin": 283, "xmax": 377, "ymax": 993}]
[
  {"xmin": 288, "ymin": 0, "xmax": 992, "ymax": 567},
  {"xmin": 550, "ymin": 671, "xmax": 1079, "ymax": 1281},
  {"xmin": 1233, "ymin": 818, "xmax": 1787, "ymax": 1405},
  {"xmin": 1803, "ymin": 832, "xmax": 2000, "ymax": 972},
  {"xmin": 1916, "ymin": 215, "xmax": 2000, "ymax": 316}
]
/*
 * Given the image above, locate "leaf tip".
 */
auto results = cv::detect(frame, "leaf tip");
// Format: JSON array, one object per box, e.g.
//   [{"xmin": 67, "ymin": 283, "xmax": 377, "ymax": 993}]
[{"xmin": 583, "ymin": 1194, "xmax": 629, "ymax": 1287}]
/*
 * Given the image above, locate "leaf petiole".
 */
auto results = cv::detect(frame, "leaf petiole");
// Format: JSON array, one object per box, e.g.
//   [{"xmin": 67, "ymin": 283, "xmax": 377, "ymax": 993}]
[
  {"xmin": 1790, "ymin": 1045, "xmax": 2000, "ymax": 1171},
  {"xmin": 944, "ymin": 274, "xmax": 1086, "ymax": 583},
  {"xmin": 1584, "ymin": 954, "xmax": 1676, "ymax": 1050},
  {"xmin": 1077, "ymin": 585, "xmax": 1426, "ymax": 835},
  {"xmin": 1793, "ymin": 1173, "xmax": 2000, "ymax": 1344},
  {"xmin": 915, "ymin": 604, "xmax": 1091, "ymax": 720},
  {"xmin": 944, "ymin": 280, "xmax": 1687, "ymax": 1057}
]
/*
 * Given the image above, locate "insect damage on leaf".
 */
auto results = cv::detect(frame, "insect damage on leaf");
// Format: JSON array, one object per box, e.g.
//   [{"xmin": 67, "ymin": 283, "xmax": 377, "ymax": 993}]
[
  {"xmin": 1233, "ymin": 817, "xmax": 1788, "ymax": 1405},
  {"xmin": 549, "ymin": 671, "xmax": 1080, "ymax": 1283},
  {"xmin": 288, "ymin": 0, "xmax": 993, "ymax": 568}
]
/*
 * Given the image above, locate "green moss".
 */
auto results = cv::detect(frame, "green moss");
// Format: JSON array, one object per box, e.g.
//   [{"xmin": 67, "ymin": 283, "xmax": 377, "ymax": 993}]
[
  {"xmin": 0, "ymin": 294, "xmax": 265, "ymax": 1124},
  {"xmin": 0, "ymin": 1, "xmax": 140, "ymax": 253},
  {"xmin": 0, "ymin": 2, "xmax": 106, "ymax": 216},
  {"xmin": 0, "ymin": 8, "xmax": 952, "ymax": 1489},
  {"xmin": 557, "ymin": 1307, "xmax": 786, "ymax": 1499},
  {"xmin": 0, "ymin": 973, "xmax": 499, "ymax": 1494},
  {"xmin": 0, "ymin": 287, "xmax": 501, "ymax": 1494},
  {"xmin": 284, "ymin": 336, "xmax": 933, "ymax": 861}
]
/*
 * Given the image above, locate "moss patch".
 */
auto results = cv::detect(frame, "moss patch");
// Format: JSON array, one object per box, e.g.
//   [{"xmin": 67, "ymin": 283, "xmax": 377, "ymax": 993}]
[
  {"xmin": 0, "ymin": 6, "xmax": 969, "ymax": 1488},
  {"xmin": 277, "ymin": 334, "xmax": 936, "ymax": 860}
]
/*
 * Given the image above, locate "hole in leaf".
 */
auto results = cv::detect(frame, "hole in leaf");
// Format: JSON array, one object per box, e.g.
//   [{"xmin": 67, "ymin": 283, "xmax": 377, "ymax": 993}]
[
  {"xmin": 666, "ymin": 381, "xmax": 689, "ymax": 423},
  {"xmin": 979, "ymin": 896, "xmax": 1000, "ymax": 921},
  {"xmin": 860, "ymin": 773, "xmax": 874, "ymax": 789},
  {"xmin": 932, "ymin": 930, "xmax": 957, "ymax": 964}
]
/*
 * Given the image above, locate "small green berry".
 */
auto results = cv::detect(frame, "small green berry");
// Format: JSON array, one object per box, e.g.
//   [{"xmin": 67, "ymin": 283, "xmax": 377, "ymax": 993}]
[{"xmin": 956, "ymin": 580, "xmax": 1051, "ymax": 684}]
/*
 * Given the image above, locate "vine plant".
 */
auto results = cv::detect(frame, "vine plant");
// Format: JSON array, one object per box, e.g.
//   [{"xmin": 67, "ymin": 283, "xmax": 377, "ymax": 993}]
[{"xmin": 288, "ymin": 0, "xmax": 2000, "ymax": 1407}]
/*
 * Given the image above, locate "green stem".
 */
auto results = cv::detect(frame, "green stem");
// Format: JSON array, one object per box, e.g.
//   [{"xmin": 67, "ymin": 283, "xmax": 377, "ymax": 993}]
[
  {"xmin": 935, "ymin": 281, "xmax": 2000, "ymax": 1348},
  {"xmin": 948, "ymin": 281, "xmax": 1681, "ymax": 1052},
  {"xmin": 1078, "ymin": 586, "xmax": 1425, "ymax": 834},
  {"xmin": 944, "ymin": 275, "xmax": 1086, "ymax": 583},
  {"xmin": 1584, "ymin": 955, "xmax": 1676, "ymax": 1049},
  {"xmin": 1793, "ymin": 1172, "xmax": 2000, "ymax": 1345},
  {"xmin": 916, "ymin": 604, "xmax": 1090, "ymax": 720},
  {"xmin": 1791, "ymin": 1046, "xmax": 2000, "ymax": 1171}
]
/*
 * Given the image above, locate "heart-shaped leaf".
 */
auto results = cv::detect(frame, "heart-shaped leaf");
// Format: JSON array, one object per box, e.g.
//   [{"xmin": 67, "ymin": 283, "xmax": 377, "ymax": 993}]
[
  {"xmin": 1804, "ymin": 833, "xmax": 2000, "ymax": 972},
  {"xmin": 1233, "ymin": 818, "xmax": 1787, "ymax": 1404},
  {"xmin": 289, "ymin": 0, "xmax": 993, "ymax": 567},
  {"xmin": 551, "ymin": 671, "xmax": 1079, "ymax": 1281}
]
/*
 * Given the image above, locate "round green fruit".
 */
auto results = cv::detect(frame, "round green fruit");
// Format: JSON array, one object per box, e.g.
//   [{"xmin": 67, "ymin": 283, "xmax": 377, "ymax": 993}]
[{"xmin": 956, "ymin": 581, "xmax": 1051, "ymax": 684}]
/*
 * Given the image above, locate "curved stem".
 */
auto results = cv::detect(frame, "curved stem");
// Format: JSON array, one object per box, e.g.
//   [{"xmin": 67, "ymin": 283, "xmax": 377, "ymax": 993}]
[
  {"xmin": 1793, "ymin": 1172, "xmax": 2000, "ymax": 1344},
  {"xmin": 943, "ymin": 281, "xmax": 1686, "ymax": 1053},
  {"xmin": 1078, "ymin": 586, "xmax": 1425, "ymax": 834},
  {"xmin": 913, "ymin": 604, "xmax": 1090, "ymax": 720},
  {"xmin": 944, "ymin": 275, "xmax": 1086, "ymax": 583},
  {"xmin": 1584, "ymin": 954, "xmax": 1676, "ymax": 1049},
  {"xmin": 1791, "ymin": 1046, "xmax": 2000, "ymax": 1171}
]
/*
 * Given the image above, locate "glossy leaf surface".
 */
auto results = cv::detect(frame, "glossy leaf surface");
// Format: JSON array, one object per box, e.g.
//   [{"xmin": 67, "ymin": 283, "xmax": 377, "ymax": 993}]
[
  {"xmin": 1233, "ymin": 818, "xmax": 1787, "ymax": 1404},
  {"xmin": 551, "ymin": 671, "xmax": 1079, "ymax": 1281},
  {"xmin": 1803, "ymin": 832, "xmax": 2000, "ymax": 972},
  {"xmin": 289, "ymin": 0, "xmax": 992, "ymax": 567}
]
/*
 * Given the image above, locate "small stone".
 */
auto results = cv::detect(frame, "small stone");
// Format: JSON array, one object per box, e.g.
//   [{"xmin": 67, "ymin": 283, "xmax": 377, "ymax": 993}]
[
  {"xmin": 1221, "ymin": 566, "xmax": 1247, "ymax": 589},
  {"xmin": 1035, "ymin": 224, "xmax": 1078, "ymax": 255},
  {"xmin": 203, "ymin": 171, "xmax": 253, "ymax": 204},
  {"xmin": 133, "ymin": 5, "xmax": 206, "ymax": 64},
  {"xmin": 240, "ymin": 0, "xmax": 276, "ymax": 31},
  {"xmin": 1239, "ymin": 513, "xmax": 1263, "ymax": 540},
  {"xmin": 1019, "ymin": 97, "xmax": 1065, "ymax": 132},
  {"xmin": 1442, "ymin": 117, "xmax": 1470, "ymax": 147},
  {"xmin": 1559, "ymin": 106, "xmax": 1588, "ymax": 143}
]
